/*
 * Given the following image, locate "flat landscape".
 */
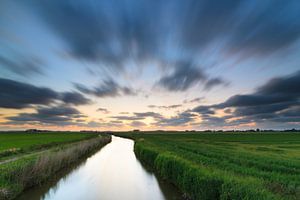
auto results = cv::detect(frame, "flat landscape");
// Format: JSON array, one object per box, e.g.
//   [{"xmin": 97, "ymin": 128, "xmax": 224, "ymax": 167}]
[
  {"xmin": 124, "ymin": 132, "xmax": 300, "ymax": 200},
  {"xmin": 0, "ymin": 132, "xmax": 98, "ymax": 160},
  {"xmin": 0, "ymin": 132, "xmax": 111, "ymax": 200},
  {"xmin": 1, "ymin": 1, "xmax": 300, "ymax": 199}
]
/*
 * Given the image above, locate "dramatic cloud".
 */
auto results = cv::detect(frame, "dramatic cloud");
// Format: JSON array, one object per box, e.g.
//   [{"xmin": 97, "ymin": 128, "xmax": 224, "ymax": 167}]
[
  {"xmin": 182, "ymin": 0, "xmax": 300, "ymax": 56},
  {"xmin": 0, "ymin": 78, "xmax": 91, "ymax": 109},
  {"xmin": 60, "ymin": 92, "xmax": 91, "ymax": 106},
  {"xmin": 193, "ymin": 106, "xmax": 215, "ymax": 115},
  {"xmin": 0, "ymin": 78, "xmax": 58, "ymax": 109},
  {"xmin": 204, "ymin": 78, "xmax": 228, "ymax": 91},
  {"xmin": 153, "ymin": 111, "xmax": 198, "ymax": 127},
  {"xmin": 1, "ymin": 0, "xmax": 300, "ymax": 130},
  {"xmin": 23, "ymin": 0, "xmax": 300, "ymax": 64},
  {"xmin": 74, "ymin": 79, "xmax": 136, "ymax": 98},
  {"xmin": 218, "ymin": 71, "xmax": 300, "ymax": 109},
  {"xmin": 6, "ymin": 105, "xmax": 85, "ymax": 126},
  {"xmin": 193, "ymin": 70, "xmax": 300, "ymax": 127},
  {"xmin": 157, "ymin": 61, "xmax": 228, "ymax": 91},
  {"xmin": 157, "ymin": 62, "xmax": 207, "ymax": 91}
]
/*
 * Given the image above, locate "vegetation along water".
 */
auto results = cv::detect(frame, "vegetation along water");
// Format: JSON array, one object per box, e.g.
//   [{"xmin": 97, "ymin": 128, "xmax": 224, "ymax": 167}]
[{"xmin": 119, "ymin": 132, "xmax": 300, "ymax": 200}]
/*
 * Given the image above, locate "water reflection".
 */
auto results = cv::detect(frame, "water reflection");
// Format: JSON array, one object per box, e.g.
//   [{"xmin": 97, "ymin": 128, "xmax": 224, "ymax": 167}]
[{"xmin": 17, "ymin": 136, "xmax": 181, "ymax": 200}]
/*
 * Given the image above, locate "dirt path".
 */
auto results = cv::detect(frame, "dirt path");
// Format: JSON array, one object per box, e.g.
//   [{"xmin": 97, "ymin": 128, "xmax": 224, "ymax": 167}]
[
  {"xmin": 0, "ymin": 138, "xmax": 100, "ymax": 165},
  {"xmin": 0, "ymin": 149, "xmax": 50, "ymax": 165}
]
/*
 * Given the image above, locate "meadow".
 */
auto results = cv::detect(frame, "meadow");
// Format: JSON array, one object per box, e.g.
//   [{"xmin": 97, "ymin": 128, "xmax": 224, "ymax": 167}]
[
  {"xmin": 0, "ymin": 132, "xmax": 98, "ymax": 160},
  {"xmin": 0, "ymin": 132, "xmax": 111, "ymax": 200},
  {"xmin": 124, "ymin": 132, "xmax": 300, "ymax": 200}
]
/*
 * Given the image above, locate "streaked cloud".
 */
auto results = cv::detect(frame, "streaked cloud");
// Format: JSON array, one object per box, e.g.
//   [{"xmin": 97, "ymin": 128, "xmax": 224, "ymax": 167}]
[
  {"xmin": 0, "ymin": 0, "xmax": 299, "ymax": 130},
  {"xmin": 0, "ymin": 78, "xmax": 91, "ymax": 109},
  {"xmin": 5, "ymin": 105, "xmax": 86, "ymax": 126},
  {"xmin": 192, "ymin": 70, "xmax": 300, "ymax": 128},
  {"xmin": 74, "ymin": 79, "xmax": 136, "ymax": 98}
]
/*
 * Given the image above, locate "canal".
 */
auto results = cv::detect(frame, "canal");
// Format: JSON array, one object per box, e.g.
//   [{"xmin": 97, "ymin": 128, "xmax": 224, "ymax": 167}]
[{"xmin": 17, "ymin": 136, "xmax": 181, "ymax": 200}]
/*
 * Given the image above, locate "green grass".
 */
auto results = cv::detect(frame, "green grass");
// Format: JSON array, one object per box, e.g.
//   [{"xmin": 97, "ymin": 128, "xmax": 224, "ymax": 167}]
[
  {"xmin": 121, "ymin": 132, "xmax": 300, "ymax": 200},
  {"xmin": 0, "ymin": 134, "xmax": 111, "ymax": 200},
  {"xmin": 0, "ymin": 132, "xmax": 98, "ymax": 159}
]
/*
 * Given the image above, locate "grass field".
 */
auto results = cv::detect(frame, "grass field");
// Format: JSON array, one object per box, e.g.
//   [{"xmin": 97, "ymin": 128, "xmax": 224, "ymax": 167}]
[
  {"xmin": 124, "ymin": 132, "xmax": 300, "ymax": 200},
  {"xmin": 0, "ymin": 132, "xmax": 98, "ymax": 159},
  {"xmin": 0, "ymin": 133, "xmax": 111, "ymax": 199}
]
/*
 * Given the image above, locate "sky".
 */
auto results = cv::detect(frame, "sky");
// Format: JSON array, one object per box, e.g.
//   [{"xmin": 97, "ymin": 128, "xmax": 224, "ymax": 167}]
[{"xmin": 0, "ymin": 0, "xmax": 300, "ymax": 131}]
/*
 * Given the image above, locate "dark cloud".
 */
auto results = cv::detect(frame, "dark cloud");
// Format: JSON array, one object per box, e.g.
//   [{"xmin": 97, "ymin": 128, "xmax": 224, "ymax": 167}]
[
  {"xmin": 257, "ymin": 72, "xmax": 300, "ymax": 95},
  {"xmin": 6, "ymin": 0, "xmax": 297, "ymax": 97},
  {"xmin": 157, "ymin": 61, "xmax": 207, "ymax": 91},
  {"xmin": 74, "ymin": 79, "xmax": 136, "ymax": 98},
  {"xmin": 0, "ymin": 78, "xmax": 91, "ymax": 109},
  {"xmin": 157, "ymin": 61, "xmax": 228, "ymax": 91},
  {"xmin": 193, "ymin": 70, "xmax": 300, "ymax": 127},
  {"xmin": 153, "ymin": 111, "xmax": 197, "ymax": 127},
  {"xmin": 2, "ymin": 0, "xmax": 300, "ymax": 129},
  {"xmin": 204, "ymin": 78, "xmax": 228, "ymax": 91},
  {"xmin": 228, "ymin": 1, "xmax": 300, "ymax": 55},
  {"xmin": 0, "ymin": 55, "xmax": 43, "ymax": 77},
  {"xmin": 29, "ymin": 1, "xmax": 109, "ymax": 61},
  {"xmin": 0, "ymin": 78, "xmax": 58, "ymax": 109},
  {"xmin": 183, "ymin": 0, "xmax": 300, "ymax": 56},
  {"xmin": 19, "ymin": 0, "xmax": 299, "ymax": 65},
  {"xmin": 182, "ymin": 0, "xmax": 241, "ymax": 49},
  {"xmin": 6, "ymin": 105, "xmax": 85, "ymax": 126},
  {"xmin": 60, "ymin": 92, "xmax": 91, "ymax": 105},
  {"xmin": 25, "ymin": 0, "xmax": 161, "ymax": 66},
  {"xmin": 218, "ymin": 71, "xmax": 300, "ymax": 109},
  {"xmin": 193, "ymin": 106, "xmax": 215, "ymax": 115}
]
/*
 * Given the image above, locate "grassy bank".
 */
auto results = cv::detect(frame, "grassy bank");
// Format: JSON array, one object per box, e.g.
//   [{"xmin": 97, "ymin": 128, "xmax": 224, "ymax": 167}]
[
  {"xmin": 0, "ymin": 134, "xmax": 111, "ymax": 200},
  {"xmin": 0, "ymin": 132, "xmax": 98, "ymax": 160},
  {"xmin": 124, "ymin": 132, "xmax": 300, "ymax": 200}
]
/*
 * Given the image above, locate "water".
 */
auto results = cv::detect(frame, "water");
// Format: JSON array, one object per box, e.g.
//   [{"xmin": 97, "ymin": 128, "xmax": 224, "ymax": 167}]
[{"xmin": 17, "ymin": 136, "xmax": 181, "ymax": 200}]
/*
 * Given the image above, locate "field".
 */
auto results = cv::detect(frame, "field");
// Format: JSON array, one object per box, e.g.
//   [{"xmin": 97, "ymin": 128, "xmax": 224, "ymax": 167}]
[
  {"xmin": 0, "ymin": 132, "xmax": 98, "ymax": 160},
  {"xmin": 124, "ymin": 132, "xmax": 300, "ymax": 200},
  {"xmin": 0, "ymin": 132, "xmax": 111, "ymax": 199}
]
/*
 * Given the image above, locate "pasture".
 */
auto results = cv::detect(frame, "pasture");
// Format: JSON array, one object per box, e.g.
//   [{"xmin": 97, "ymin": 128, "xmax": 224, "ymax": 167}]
[
  {"xmin": 128, "ymin": 132, "xmax": 300, "ymax": 200},
  {"xmin": 0, "ymin": 132, "xmax": 97, "ymax": 160},
  {"xmin": 0, "ymin": 133, "xmax": 111, "ymax": 199}
]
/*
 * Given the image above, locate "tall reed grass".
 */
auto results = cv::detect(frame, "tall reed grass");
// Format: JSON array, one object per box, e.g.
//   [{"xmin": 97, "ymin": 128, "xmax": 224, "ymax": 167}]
[{"xmin": 134, "ymin": 142, "xmax": 280, "ymax": 200}]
